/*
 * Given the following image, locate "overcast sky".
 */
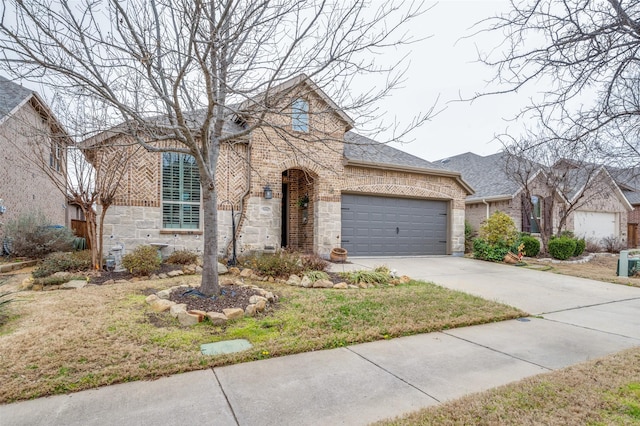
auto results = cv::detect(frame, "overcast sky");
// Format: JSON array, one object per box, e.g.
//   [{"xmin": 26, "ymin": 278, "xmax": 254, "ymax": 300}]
[{"xmin": 376, "ymin": 0, "xmax": 532, "ymax": 162}]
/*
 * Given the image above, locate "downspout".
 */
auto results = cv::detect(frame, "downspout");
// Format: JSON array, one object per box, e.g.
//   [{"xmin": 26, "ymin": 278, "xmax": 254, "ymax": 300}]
[
  {"xmin": 482, "ymin": 199, "xmax": 489, "ymax": 220},
  {"xmin": 225, "ymin": 134, "xmax": 252, "ymax": 257}
]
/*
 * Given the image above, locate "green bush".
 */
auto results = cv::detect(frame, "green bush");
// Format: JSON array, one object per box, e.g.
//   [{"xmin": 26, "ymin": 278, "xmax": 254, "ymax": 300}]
[
  {"xmin": 3, "ymin": 211, "xmax": 74, "ymax": 258},
  {"xmin": 464, "ymin": 220, "xmax": 475, "ymax": 253},
  {"xmin": 472, "ymin": 238, "xmax": 510, "ymax": 262},
  {"xmin": 479, "ymin": 211, "xmax": 518, "ymax": 246},
  {"xmin": 33, "ymin": 250, "xmax": 93, "ymax": 278},
  {"xmin": 122, "ymin": 245, "xmax": 161, "ymax": 276},
  {"xmin": 166, "ymin": 249, "xmax": 199, "ymax": 265},
  {"xmin": 238, "ymin": 250, "xmax": 304, "ymax": 278},
  {"xmin": 574, "ymin": 238, "xmax": 586, "ymax": 257},
  {"xmin": 521, "ymin": 235, "xmax": 540, "ymax": 257},
  {"xmin": 548, "ymin": 237, "xmax": 577, "ymax": 260}
]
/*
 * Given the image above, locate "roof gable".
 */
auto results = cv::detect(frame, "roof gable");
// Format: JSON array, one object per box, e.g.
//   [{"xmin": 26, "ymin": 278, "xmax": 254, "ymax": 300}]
[{"xmin": 0, "ymin": 75, "xmax": 35, "ymax": 124}]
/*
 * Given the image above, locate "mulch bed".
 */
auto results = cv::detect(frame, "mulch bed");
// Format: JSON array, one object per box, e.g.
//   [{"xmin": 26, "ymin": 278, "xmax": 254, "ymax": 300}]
[
  {"xmin": 168, "ymin": 285, "xmax": 262, "ymax": 312},
  {"xmin": 89, "ymin": 264, "xmax": 183, "ymax": 285}
]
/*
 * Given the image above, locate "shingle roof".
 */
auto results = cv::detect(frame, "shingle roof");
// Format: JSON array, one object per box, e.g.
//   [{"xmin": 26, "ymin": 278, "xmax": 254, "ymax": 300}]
[
  {"xmin": 606, "ymin": 166, "xmax": 640, "ymax": 205},
  {"xmin": 436, "ymin": 151, "xmax": 520, "ymax": 201},
  {"xmin": 0, "ymin": 75, "xmax": 34, "ymax": 121},
  {"xmin": 344, "ymin": 131, "xmax": 443, "ymax": 171}
]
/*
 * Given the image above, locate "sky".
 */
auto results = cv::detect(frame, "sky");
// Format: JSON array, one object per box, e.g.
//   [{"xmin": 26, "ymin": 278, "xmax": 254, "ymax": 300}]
[{"xmin": 375, "ymin": 0, "xmax": 533, "ymax": 162}]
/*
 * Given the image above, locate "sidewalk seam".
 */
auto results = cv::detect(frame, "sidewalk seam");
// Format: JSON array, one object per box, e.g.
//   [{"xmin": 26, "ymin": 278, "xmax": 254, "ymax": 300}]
[
  {"xmin": 440, "ymin": 331, "xmax": 554, "ymax": 372},
  {"xmin": 212, "ymin": 368, "xmax": 240, "ymax": 426},
  {"xmin": 540, "ymin": 296, "xmax": 640, "ymax": 315},
  {"xmin": 345, "ymin": 347, "xmax": 441, "ymax": 403},
  {"xmin": 539, "ymin": 317, "xmax": 640, "ymax": 342}
]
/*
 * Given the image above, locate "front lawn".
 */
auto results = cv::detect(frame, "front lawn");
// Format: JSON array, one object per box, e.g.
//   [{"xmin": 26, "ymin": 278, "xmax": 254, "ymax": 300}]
[
  {"xmin": 0, "ymin": 274, "xmax": 524, "ymax": 403},
  {"xmin": 377, "ymin": 346, "xmax": 640, "ymax": 425}
]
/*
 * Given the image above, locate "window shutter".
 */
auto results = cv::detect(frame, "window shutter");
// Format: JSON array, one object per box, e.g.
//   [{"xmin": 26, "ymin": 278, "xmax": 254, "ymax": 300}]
[
  {"xmin": 521, "ymin": 193, "xmax": 531, "ymax": 233},
  {"xmin": 543, "ymin": 196, "xmax": 553, "ymax": 236}
]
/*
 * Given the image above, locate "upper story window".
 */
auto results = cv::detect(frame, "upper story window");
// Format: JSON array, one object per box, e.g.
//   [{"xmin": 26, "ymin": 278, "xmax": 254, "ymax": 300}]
[
  {"xmin": 49, "ymin": 141, "xmax": 62, "ymax": 173},
  {"xmin": 162, "ymin": 152, "xmax": 201, "ymax": 229},
  {"xmin": 292, "ymin": 98, "xmax": 309, "ymax": 133}
]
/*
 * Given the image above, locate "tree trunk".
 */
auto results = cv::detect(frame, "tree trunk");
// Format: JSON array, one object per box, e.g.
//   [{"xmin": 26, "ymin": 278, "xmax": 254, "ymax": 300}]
[
  {"xmin": 199, "ymin": 139, "xmax": 221, "ymax": 296},
  {"xmin": 84, "ymin": 207, "xmax": 99, "ymax": 269},
  {"xmin": 98, "ymin": 203, "xmax": 109, "ymax": 268}
]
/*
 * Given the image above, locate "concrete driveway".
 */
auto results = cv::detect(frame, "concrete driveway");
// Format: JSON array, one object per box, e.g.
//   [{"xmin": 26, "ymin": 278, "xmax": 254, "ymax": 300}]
[{"xmin": 2, "ymin": 257, "xmax": 640, "ymax": 425}]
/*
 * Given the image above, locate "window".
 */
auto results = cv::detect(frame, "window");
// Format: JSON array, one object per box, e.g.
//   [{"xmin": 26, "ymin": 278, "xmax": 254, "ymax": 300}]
[
  {"xmin": 530, "ymin": 195, "xmax": 542, "ymax": 233},
  {"xmin": 292, "ymin": 98, "xmax": 309, "ymax": 132},
  {"xmin": 162, "ymin": 153, "xmax": 201, "ymax": 229},
  {"xmin": 49, "ymin": 141, "xmax": 62, "ymax": 172}
]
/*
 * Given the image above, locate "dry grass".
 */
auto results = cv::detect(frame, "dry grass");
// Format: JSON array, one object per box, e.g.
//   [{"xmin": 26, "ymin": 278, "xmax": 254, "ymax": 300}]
[
  {"xmin": 0, "ymin": 272, "xmax": 524, "ymax": 403},
  {"xmin": 525, "ymin": 254, "xmax": 640, "ymax": 288},
  {"xmin": 376, "ymin": 347, "xmax": 640, "ymax": 425}
]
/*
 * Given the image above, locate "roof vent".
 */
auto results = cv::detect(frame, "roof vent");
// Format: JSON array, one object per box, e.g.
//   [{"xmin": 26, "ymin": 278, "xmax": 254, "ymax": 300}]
[{"xmin": 440, "ymin": 158, "xmax": 450, "ymax": 164}]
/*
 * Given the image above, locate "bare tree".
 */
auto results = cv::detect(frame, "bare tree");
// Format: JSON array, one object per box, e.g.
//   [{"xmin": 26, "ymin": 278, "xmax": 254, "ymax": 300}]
[
  {"xmin": 477, "ymin": 0, "xmax": 640, "ymax": 164},
  {"xmin": 0, "ymin": 1, "xmax": 428, "ymax": 296},
  {"xmin": 503, "ymin": 131, "xmax": 612, "ymax": 252}
]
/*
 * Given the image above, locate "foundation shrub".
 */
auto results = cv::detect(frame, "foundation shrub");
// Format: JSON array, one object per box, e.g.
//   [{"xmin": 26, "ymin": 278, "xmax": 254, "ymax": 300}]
[
  {"xmin": 479, "ymin": 211, "xmax": 518, "ymax": 246},
  {"xmin": 33, "ymin": 250, "xmax": 92, "ymax": 278},
  {"xmin": 3, "ymin": 211, "xmax": 74, "ymax": 258},
  {"xmin": 166, "ymin": 250, "xmax": 199, "ymax": 265},
  {"xmin": 520, "ymin": 235, "xmax": 541, "ymax": 257},
  {"xmin": 338, "ymin": 270, "xmax": 390, "ymax": 285},
  {"xmin": 300, "ymin": 253, "xmax": 329, "ymax": 272},
  {"xmin": 574, "ymin": 238, "xmax": 586, "ymax": 257},
  {"xmin": 472, "ymin": 238, "xmax": 509, "ymax": 262},
  {"xmin": 305, "ymin": 271, "xmax": 330, "ymax": 282},
  {"xmin": 548, "ymin": 237, "xmax": 577, "ymax": 260},
  {"xmin": 239, "ymin": 250, "xmax": 304, "ymax": 278},
  {"xmin": 122, "ymin": 245, "xmax": 161, "ymax": 276}
]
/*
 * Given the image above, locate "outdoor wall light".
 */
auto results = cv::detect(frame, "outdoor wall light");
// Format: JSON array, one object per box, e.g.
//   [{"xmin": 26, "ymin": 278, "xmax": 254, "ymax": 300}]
[{"xmin": 263, "ymin": 185, "xmax": 273, "ymax": 199}]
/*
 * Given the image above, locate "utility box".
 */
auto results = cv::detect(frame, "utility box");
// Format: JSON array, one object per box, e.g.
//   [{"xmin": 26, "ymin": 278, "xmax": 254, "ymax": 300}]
[{"xmin": 617, "ymin": 258, "xmax": 640, "ymax": 276}]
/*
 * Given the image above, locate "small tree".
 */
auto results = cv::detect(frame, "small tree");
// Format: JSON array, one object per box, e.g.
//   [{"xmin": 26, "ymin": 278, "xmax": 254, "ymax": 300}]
[{"xmin": 479, "ymin": 211, "xmax": 518, "ymax": 246}]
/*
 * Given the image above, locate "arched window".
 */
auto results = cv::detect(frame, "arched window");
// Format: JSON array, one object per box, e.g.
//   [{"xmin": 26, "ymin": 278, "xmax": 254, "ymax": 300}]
[{"xmin": 292, "ymin": 98, "xmax": 309, "ymax": 132}]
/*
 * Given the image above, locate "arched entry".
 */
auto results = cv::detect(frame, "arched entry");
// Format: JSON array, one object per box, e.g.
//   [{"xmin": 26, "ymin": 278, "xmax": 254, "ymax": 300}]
[{"xmin": 281, "ymin": 168, "xmax": 316, "ymax": 252}]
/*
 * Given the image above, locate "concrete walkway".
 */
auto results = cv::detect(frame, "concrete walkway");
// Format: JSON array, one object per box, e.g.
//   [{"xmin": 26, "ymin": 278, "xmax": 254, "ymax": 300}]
[{"xmin": 2, "ymin": 257, "xmax": 640, "ymax": 425}]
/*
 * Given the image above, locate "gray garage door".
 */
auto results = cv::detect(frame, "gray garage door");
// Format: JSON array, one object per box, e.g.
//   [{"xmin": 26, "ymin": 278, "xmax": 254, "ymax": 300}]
[{"xmin": 341, "ymin": 194, "xmax": 448, "ymax": 256}]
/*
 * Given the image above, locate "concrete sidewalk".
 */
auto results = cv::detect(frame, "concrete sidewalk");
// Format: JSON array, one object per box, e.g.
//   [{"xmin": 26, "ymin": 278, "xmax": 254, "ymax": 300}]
[{"xmin": 2, "ymin": 257, "xmax": 640, "ymax": 425}]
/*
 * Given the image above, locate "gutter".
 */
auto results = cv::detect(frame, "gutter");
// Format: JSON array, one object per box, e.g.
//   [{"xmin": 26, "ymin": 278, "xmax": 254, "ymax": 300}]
[
  {"xmin": 482, "ymin": 199, "xmax": 490, "ymax": 220},
  {"xmin": 344, "ymin": 159, "xmax": 475, "ymax": 195}
]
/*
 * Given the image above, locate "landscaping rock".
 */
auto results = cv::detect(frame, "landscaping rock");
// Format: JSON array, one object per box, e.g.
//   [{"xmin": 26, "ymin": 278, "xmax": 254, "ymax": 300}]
[
  {"xmin": 32, "ymin": 284, "xmax": 43, "ymax": 291},
  {"xmin": 190, "ymin": 309, "xmax": 207, "ymax": 317},
  {"xmin": 220, "ymin": 277, "xmax": 236, "ymax": 286},
  {"xmin": 348, "ymin": 284, "xmax": 358, "ymax": 289},
  {"xmin": 182, "ymin": 265, "xmax": 196, "ymax": 275},
  {"xmin": 167, "ymin": 270, "xmax": 184, "ymax": 277},
  {"xmin": 114, "ymin": 279, "xmax": 130, "ymax": 284},
  {"xmin": 255, "ymin": 299, "xmax": 267, "ymax": 312},
  {"xmin": 286, "ymin": 274, "xmax": 301, "ymax": 286},
  {"xmin": 313, "ymin": 279, "xmax": 334, "ymax": 288},
  {"xmin": 358, "ymin": 282, "xmax": 368, "ymax": 289},
  {"xmin": 195, "ymin": 266, "xmax": 203, "ymax": 274},
  {"xmin": 245, "ymin": 304, "xmax": 257, "ymax": 317},
  {"xmin": 206, "ymin": 312, "xmax": 228, "ymax": 326},
  {"xmin": 177, "ymin": 310, "xmax": 200, "ymax": 326},
  {"xmin": 240, "ymin": 268, "xmax": 253, "ymax": 278},
  {"xmin": 249, "ymin": 295, "xmax": 268, "ymax": 304},
  {"xmin": 333, "ymin": 282, "xmax": 348, "ymax": 289},
  {"xmin": 156, "ymin": 289, "xmax": 172, "ymax": 299},
  {"xmin": 102, "ymin": 279, "xmax": 115, "ymax": 285},
  {"xmin": 169, "ymin": 303, "xmax": 187, "ymax": 318},
  {"xmin": 20, "ymin": 277, "xmax": 34, "ymax": 290},
  {"xmin": 218, "ymin": 262, "xmax": 229, "ymax": 275},
  {"xmin": 158, "ymin": 273, "xmax": 168, "ymax": 279},
  {"xmin": 222, "ymin": 308, "xmax": 244, "ymax": 320},
  {"xmin": 61, "ymin": 280, "xmax": 87, "ymax": 290},
  {"xmin": 264, "ymin": 292, "xmax": 275, "ymax": 302},
  {"xmin": 150, "ymin": 299, "xmax": 175, "ymax": 312},
  {"xmin": 150, "ymin": 274, "xmax": 160, "ymax": 280},
  {"xmin": 301, "ymin": 276, "xmax": 312, "ymax": 288},
  {"xmin": 228, "ymin": 267, "xmax": 240, "ymax": 275},
  {"xmin": 145, "ymin": 294, "xmax": 159, "ymax": 304},
  {"xmin": 52, "ymin": 271, "xmax": 73, "ymax": 280}
]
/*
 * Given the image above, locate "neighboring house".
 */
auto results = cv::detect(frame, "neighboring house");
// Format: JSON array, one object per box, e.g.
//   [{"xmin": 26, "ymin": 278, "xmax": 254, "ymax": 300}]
[
  {"xmin": 437, "ymin": 152, "xmax": 632, "ymax": 245},
  {"xmin": 606, "ymin": 168, "xmax": 640, "ymax": 248},
  {"xmin": 87, "ymin": 75, "xmax": 473, "ymax": 258},
  {"xmin": 0, "ymin": 76, "xmax": 69, "ymax": 247}
]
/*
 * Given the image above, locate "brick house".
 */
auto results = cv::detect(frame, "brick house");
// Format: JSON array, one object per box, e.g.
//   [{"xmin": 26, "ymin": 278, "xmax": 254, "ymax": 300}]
[
  {"xmin": 438, "ymin": 152, "xmax": 632, "ymax": 245},
  {"xmin": 89, "ymin": 75, "xmax": 473, "ymax": 258},
  {"xmin": 0, "ymin": 76, "xmax": 69, "ymax": 249}
]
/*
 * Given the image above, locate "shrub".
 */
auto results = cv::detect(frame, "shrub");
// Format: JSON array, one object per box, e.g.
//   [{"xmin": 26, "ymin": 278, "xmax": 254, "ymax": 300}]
[
  {"xmin": 339, "ymin": 270, "xmax": 390, "ymax": 285},
  {"xmin": 585, "ymin": 238, "xmax": 602, "ymax": 253},
  {"xmin": 0, "ymin": 277, "xmax": 14, "ymax": 325},
  {"xmin": 122, "ymin": 245, "xmax": 161, "ymax": 276},
  {"xmin": 520, "ymin": 235, "xmax": 540, "ymax": 257},
  {"xmin": 472, "ymin": 238, "xmax": 509, "ymax": 262},
  {"xmin": 548, "ymin": 237, "xmax": 577, "ymax": 260},
  {"xmin": 238, "ymin": 250, "xmax": 304, "ymax": 278},
  {"xmin": 305, "ymin": 271, "xmax": 330, "ymax": 282},
  {"xmin": 300, "ymin": 253, "xmax": 329, "ymax": 272},
  {"xmin": 601, "ymin": 235, "xmax": 625, "ymax": 254},
  {"xmin": 479, "ymin": 211, "xmax": 518, "ymax": 246},
  {"xmin": 574, "ymin": 238, "xmax": 586, "ymax": 257},
  {"xmin": 464, "ymin": 220, "xmax": 475, "ymax": 253},
  {"xmin": 33, "ymin": 250, "xmax": 93, "ymax": 278},
  {"xmin": 166, "ymin": 250, "xmax": 199, "ymax": 265},
  {"xmin": 3, "ymin": 211, "xmax": 74, "ymax": 258}
]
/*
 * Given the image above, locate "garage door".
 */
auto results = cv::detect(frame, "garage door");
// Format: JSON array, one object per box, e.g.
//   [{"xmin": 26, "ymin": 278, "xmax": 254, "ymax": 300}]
[
  {"xmin": 341, "ymin": 194, "xmax": 448, "ymax": 256},
  {"xmin": 574, "ymin": 211, "xmax": 617, "ymax": 240}
]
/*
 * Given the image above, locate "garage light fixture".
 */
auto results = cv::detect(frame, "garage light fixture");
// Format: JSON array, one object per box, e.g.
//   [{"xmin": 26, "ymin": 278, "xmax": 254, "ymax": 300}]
[{"xmin": 263, "ymin": 185, "xmax": 273, "ymax": 200}]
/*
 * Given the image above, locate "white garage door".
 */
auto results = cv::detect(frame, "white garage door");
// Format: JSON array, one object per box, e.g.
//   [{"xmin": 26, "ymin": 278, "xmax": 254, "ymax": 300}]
[{"xmin": 574, "ymin": 211, "xmax": 617, "ymax": 240}]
